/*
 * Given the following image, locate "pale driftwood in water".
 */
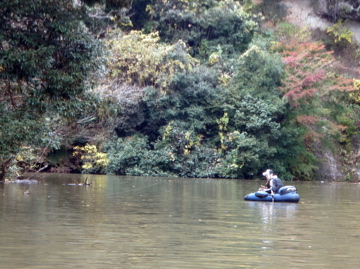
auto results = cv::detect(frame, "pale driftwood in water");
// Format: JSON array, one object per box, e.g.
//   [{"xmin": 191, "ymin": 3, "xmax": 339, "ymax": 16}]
[
  {"xmin": 72, "ymin": 177, "xmax": 91, "ymax": 186},
  {"xmin": 26, "ymin": 165, "xmax": 48, "ymax": 180},
  {"xmin": 84, "ymin": 177, "xmax": 91, "ymax": 185}
]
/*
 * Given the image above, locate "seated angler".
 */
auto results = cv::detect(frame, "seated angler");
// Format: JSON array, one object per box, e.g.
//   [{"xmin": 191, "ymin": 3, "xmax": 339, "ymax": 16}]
[{"xmin": 260, "ymin": 169, "xmax": 284, "ymax": 194}]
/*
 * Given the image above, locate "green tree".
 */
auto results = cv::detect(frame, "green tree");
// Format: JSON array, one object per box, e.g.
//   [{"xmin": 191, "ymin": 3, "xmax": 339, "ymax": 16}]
[
  {"xmin": 146, "ymin": 0, "xmax": 259, "ymax": 58},
  {"xmin": 142, "ymin": 65, "xmax": 224, "ymax": 140},
  {"xmin": 0, "ymin": 0, "xmax": 103, "ymax": 180}
]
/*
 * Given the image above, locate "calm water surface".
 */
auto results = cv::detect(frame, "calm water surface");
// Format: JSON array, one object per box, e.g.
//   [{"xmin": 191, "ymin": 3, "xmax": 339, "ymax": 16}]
[{"xmin": 1, "ymin": 174, "xmax": 360, "ymax": 268}]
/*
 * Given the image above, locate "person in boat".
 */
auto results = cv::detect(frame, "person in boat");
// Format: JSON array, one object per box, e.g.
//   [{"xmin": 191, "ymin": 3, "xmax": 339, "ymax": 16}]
[{"xmin": 260, "ymin": 169, "xmax": 284, "ymax": 194}]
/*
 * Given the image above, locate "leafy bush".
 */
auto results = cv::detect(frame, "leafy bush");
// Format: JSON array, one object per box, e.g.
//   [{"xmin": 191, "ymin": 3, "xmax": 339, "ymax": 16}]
[
  {"xmin": 105, "ymin": 135, "xmax": 150, "ymax": 175},
  {"xmin": 214, "ymin": 95, "xmax": 303, "ymax": 179},
  {"xmin": 146, "ymin": 0, "xmax": 258, "ymax": 58},
  {"xmin": 326, "ymin": 20, "xmax": 353, "ymax": 45},
  {"xmin": 105, "ymin": 126, "xmax": 220, "ymax": 178},
  {"xmin": 73, "ymin": 144, "xmax": 109, "ymax": 174},
  {"xmin": 141, "ymin": 65, "xmax": 225, "ymax": 142},
  {"xmin": 229, "ymin": 39, "xmax": 284, "ymax": 99},
  {"xmin": 105, "ymin": 30, "xmax": 197, "ymax": 90}
]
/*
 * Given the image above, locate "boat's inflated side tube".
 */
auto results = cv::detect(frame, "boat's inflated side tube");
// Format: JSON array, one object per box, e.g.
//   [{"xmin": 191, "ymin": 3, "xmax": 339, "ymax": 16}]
[
  {"xmin": 279, "ymin": 186, "xmax": 297, "ymax": 195},
  {"xmin": 255, "ymin": 191, "xmax": 268, "ymax": 198}
]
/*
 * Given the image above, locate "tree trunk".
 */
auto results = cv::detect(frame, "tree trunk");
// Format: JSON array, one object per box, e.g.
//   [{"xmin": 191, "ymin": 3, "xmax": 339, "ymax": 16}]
[{"xmin": 0, "ymin": 156, "xmax": 15, "ymax": 181}]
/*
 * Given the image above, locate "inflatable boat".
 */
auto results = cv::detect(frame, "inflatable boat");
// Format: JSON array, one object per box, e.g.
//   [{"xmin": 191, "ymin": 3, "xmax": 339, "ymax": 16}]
[{"xmin": 244, "ymin": 186, "xmax": 300, "ymax": 203}]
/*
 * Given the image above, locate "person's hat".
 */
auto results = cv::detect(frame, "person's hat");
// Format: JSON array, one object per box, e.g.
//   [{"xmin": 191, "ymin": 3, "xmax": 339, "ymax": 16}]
[{"xmin": 262, "ymin": 169, "xmax": 274, "ymax": 176}]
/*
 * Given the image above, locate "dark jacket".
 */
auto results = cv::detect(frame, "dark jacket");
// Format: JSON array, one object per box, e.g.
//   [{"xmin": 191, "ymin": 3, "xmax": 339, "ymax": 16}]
[{"xmin": 270, "ymin": 177, "xmax": 284, "ymax": 193}]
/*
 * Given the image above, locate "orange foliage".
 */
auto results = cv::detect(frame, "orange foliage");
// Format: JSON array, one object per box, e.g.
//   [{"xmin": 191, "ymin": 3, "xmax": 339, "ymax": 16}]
[
  {"xmin": 296, "ymin": 115, "xmax": 317, "ymax": 125},
  {"xmin": 277, "ymin": 41, "xmax": 354, "ymax": 106},
  {"xmin": 336, "ymin": 125, "xmax": 348, "ymax": 132},
  {"xmin": 274, "ymin": 38, "xmax": 355, "ymax": 146},
  {"xmin": 302, "ymin": 130, "xmax": 324, "ymax": 146}
]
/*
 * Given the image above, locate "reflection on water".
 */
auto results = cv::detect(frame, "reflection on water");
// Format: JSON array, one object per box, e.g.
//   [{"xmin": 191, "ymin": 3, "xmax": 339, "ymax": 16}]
[
  {"xmin": 1, "ymin": 175, "xmax": 360, "ymax": 268},
  {"xmin": 247, "ymin": 202, "xmax": 299, "ymax": 225}
]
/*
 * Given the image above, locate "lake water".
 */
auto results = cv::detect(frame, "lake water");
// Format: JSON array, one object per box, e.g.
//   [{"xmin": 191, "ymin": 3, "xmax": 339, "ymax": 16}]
[{"xmin": 1, "ymin": 174, "xmax": 360, "ymax": 268}]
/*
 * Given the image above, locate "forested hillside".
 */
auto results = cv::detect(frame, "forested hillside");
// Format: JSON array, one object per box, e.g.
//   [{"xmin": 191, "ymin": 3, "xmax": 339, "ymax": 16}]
[{"xmin": 1, "ymin": 0, "xmax": 360, "ymax": 181}]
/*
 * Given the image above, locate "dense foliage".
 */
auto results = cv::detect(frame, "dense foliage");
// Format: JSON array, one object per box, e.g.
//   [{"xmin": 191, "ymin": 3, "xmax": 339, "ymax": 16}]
[
  {"xmin": 1, "ymin": 0, "xmax": 359, "ymax": 181},
  {"xmin": 146, "ymin": 0, "xmax": 259, "ymax": 58},
  {"xmin": 0, "ymin": 0, "xmax": 103, "ymax": 180},
  {"xmin": 101, "ymin": 30, "xmax": 312, "ymax": 179}
]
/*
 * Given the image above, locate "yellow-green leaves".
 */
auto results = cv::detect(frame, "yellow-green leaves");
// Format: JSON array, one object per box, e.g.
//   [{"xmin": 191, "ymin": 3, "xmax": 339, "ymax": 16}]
[
  {"xmin": 106, "ymin": 30, "xmax": 198, "ymax": 92},
  {"xmin": 73, "ymin": 144, "xmax": 109, "ymax": 172},
  {"xmin": 349, "ymin": 79, "xmax": 360, "ymax": 103},
  {"xmin": 326, "ymin": 20, "xmax": 353, "ymax": 44}
]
